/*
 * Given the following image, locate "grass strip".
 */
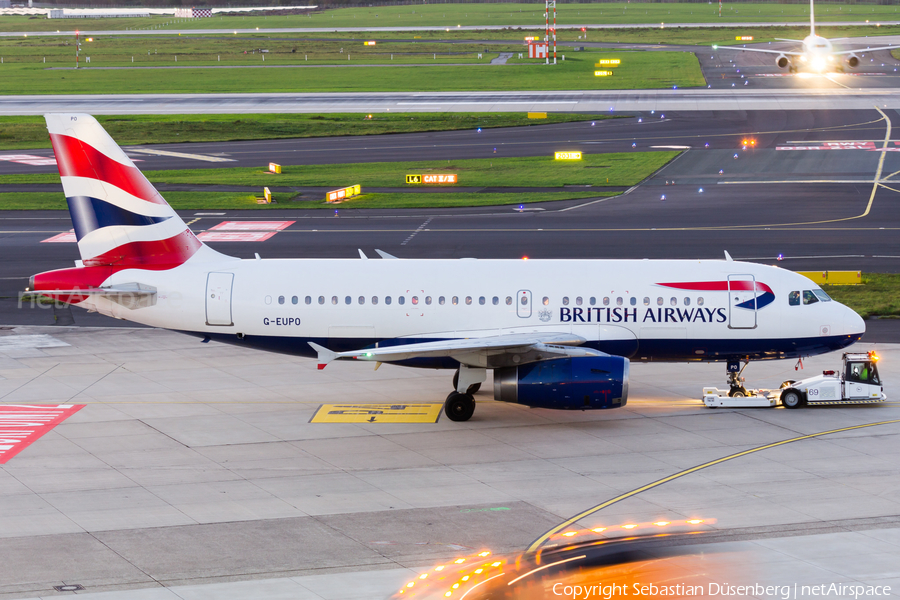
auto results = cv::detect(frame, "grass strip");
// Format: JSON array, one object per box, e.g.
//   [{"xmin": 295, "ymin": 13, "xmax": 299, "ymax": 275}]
[
  {"xmin": 0, "ymin": 152, "xmax": 678, "ymax": 189},
  {"xmin": 0, "ymin": 51, "xmax": 703, "ymax": 94},
  {"xmin": 0, "ymin": 113, "xmax": 615, "ymax": 151},
  {"xmin": 0, "ymin": 190, "xmax": 609, "ymax": 211},
  {"xmin": 823, "ymin": 273, "xmax": 900, "ymax": 319},
  {"xmin": 2, "ymin": 3, "xmax": 899, "ymax": 31}
]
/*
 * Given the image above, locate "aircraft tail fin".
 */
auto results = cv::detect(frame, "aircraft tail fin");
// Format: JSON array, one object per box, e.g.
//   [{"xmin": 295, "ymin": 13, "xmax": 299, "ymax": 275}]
[
  {"xmin": 809, "ymin": 0, "xmax": 815, "ymax": 36},
  {"xmin": 45, "ymin": 113, "xmax": 209, "ymax": 269}
]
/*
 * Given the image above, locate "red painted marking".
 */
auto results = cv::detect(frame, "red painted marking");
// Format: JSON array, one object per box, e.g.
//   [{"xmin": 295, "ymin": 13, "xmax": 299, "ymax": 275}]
[
  {"xmin": 49, "ymin": 133, "xmax": 164, "ymax": 205},
  {"xmin": 0, "ymin": 154, "xmax": 57, "ymax": 166},
  {"xmin": 41, "ymin": 230, "xmax": 77, "ymax": 243},
  {"xmin": 209, "ymin": 221, "xmax": 294, "ymax": 232},
  {"xmin": 197, "ymin": 231, "xmax": 277, "ymax": 242},
  {"xmin": 0, "ymin": 404, "xmax": 84, "ymax": 464}
]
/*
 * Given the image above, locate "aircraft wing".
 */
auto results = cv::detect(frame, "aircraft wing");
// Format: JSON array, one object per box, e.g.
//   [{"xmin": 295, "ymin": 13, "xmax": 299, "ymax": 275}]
[
  {"xmin": 832, "ymin": 45, "xmax": 900, "ymax": 55},
  {"xmin": 309, "ymin": 332, "xmax": 605, "ymax": 369},
  {"xmin": 716, "ymin": 46, "xmax": 804, "ymax": 56}
]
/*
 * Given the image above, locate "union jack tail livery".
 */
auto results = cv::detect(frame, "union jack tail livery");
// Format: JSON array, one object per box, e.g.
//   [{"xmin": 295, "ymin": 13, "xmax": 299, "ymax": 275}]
[{"xmin": 46, "ymin": 113, "xmax": 206, "ymax": 268}]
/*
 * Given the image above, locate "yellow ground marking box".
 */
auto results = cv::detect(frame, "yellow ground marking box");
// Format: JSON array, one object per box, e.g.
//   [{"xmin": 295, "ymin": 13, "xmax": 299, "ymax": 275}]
[
  {"xmin": 310, "ymin": 403, "xmax": 444, "ymax": 423},
  {"xmin": 798, "ymin": 271, "xmax": 861, "ymax": 285},
  {"xmin": 528, "ymin": 112, "xmax": 547, "ymax": 119}
]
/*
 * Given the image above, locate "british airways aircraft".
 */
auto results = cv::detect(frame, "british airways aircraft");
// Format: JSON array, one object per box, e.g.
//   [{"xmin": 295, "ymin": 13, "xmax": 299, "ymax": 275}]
[
  {"xmin": 29, "ymin": 114, "xmax": 865, "ymax": 421},
  {"xmin": 715, "ymin": 0, "xmax": 900, "ymax": 73}
]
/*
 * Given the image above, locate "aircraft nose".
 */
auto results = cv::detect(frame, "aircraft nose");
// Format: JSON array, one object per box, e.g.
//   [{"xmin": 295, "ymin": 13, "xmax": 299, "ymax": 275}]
[{"xmin": 844, "ymin": 306, "xmax": 866, "ymax": 339}]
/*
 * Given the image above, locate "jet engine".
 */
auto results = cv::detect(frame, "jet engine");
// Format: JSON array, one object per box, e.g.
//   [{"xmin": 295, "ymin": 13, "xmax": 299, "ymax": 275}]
[
  {"xmin": 493, "ymin": 356, "xmax": 629, "ymax": 410},
  {"xmin": 846, "ymin": 53, "xmax": 859, "ymax": 68},
  {"xmin": 776, "ymin": 54, "xmax": 790, "ymax": 69}
]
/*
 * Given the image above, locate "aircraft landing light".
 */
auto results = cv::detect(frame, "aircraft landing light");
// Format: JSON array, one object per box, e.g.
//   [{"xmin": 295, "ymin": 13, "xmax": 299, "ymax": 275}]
[{"xmin": 311, "ymin": 403, "xmax": 444, "ymax": 423}]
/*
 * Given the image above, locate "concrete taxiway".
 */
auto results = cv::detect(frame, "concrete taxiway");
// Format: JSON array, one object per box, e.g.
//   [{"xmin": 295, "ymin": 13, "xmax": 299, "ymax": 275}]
[{"xmin": 0, "ymin": 327, "xmax": 897, "ymax": 599}]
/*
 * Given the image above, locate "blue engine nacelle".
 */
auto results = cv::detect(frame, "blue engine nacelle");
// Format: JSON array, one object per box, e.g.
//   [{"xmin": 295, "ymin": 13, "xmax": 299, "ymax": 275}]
[{"xmin": 493, "ymin": 356, "xmax": 629, "ymax": 410}]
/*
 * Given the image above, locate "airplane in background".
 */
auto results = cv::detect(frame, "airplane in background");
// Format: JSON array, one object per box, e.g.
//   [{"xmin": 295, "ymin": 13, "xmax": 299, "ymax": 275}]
[
  {"xmin": 714, "ymin": 0, "xmax": 900, "ymax": 73},
  {"xmin": 28, "ymin": 114, "xmax": 865, "ymax": 421}
]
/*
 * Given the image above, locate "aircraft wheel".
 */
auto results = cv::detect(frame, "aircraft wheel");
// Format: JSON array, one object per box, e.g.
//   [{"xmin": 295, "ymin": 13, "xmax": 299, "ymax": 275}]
[
  {"xmin": 781, "ymin": 389, "xmax": 805, "ymax": 409},
  {"xmin": 452, "ymin": 370, "xmax": 482, "ymax": 395},
  {"xmin": 444, "ymin": 391, "xmax": 475, "ymax": 422}
]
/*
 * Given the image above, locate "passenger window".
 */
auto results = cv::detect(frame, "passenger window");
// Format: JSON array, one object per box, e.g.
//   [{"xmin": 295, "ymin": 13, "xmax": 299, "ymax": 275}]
[
  {"xmin": 506, "ymin": 296, "xmax": 513, "ymax": 305},
  {"xmin": 291, "ymin": 296, "xmax": 298, "ymax": 305},
  {"xmin": 684, "ymin": 297, "xmax": 690, "ymax": 306},
  {"xmin": 479, "ymin": 296, "xmax": 486, "ymax": 305},
  {"xmin": 399, "ymin": 296, "xmax": 406, "ymax": 305},
  {"xmin": 439, "ymin": 296, "xmax": 446, "ymax": 305},
  {"xmin": 590, "ymin": 297, "xmax": 596, "ymax": 306},
  {"xmin": 698, "ymin": 297, "xmax": 704, "ymax": 306},
  {"xmin": 670, "ymin": 297, "xmax": 677, "ymax": 306},
  {"xmin": 318, "ymin": 296, "xmax": 325, "ymax": 305},
  {"xmin": 521, "ymin": 295, "xmax": 529, "ymax": 305},
  {"xmin": 452, "ymin": 296, "xmax": 459, "ymax": 305},
  {"xmin": 576, "ymin": 297, "xmax": 583, "ymax": 306},
  {"xmin": 345, "ymin": 296, "xmax": 352, "ymax": 305},
  {"xmin": 331, "ymin": 296, "xmax": 338, "ymax": 305},
  {"xmin": 562, "ymin": 297, "xmax": 570, "ymax": 306},
  {"xmin": 492, "ymin": 296, "xmax": 499, "ymax": 305},
  {"xmin": 265, "ymin": 296, "xmax": 272, "ymax": 305},
  {"xmin": 657, "ymin": 297, "xmax": 663, "ymax": 306},
  {"xmin": 542, "ymin": 297, "xmax": 549, "ymax": 305},
  {"xmin": 603, "ymin": 297, "xmax": 610, "ymax": 306},
  {"xmin": 465, "ymin": 296, "xmax": 472, "ymax": 305},
  {"xmin": 305, "ymin": 296, "xmax": 311, "ymax": 305},
  {"xmin": 386, "ymin": 296, "xmax": 392, "ymax": 305},
  {"xmin": 372, "ymin": 296, "xmax": 378, "ymax": 305},
  {"xmin": 643, "ymin": 297, "xmax": 650, "ymax": 306},
  {"xmin": 358, "ymin": 296, "xmax": 365, "ymax": 305},
  {"xmin": 426, "ymin": 296, "xmax": 432, "ymax": 305},
  {"xmin": 616, "ymin": 297, "xmax": 622, "ymax": 306},
  {"xmin": 278, "ymin": 296, "xmax": 285, "ymax": 305},
  {"xmin": 802, "ymin": 290, "xmax": 819, "ymax": 305},
  {"xmin": 630, "ymin": 297, "xmax": 636, "ymax": 306},
  {"xmin": 789, "ymin": 291, "xmax": 800, "ymax": 306},
  {"xmin": 412, "ymin": 296, "xmax": 419, "ymax": 305}
]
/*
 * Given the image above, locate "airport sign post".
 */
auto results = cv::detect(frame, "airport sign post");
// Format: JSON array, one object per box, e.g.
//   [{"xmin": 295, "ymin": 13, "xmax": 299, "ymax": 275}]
[
  {"xmin": 407, "ymin": 174, "xmax": 457, "ymax": 184},
  {"xmin": 594, "ymin": 70, "xmax": 614, "ymax": 77},
  {"xmin": 736, "ymin": 36, "xmax": 754, "ymax": 41},
  {"xmin": 595, "ymin": 58, "xmax": 621, "ymax": 67},
  {"xmin": 268, "ymin": 162, "xmax": 281, "ymax": 174},
  {"xmin": 406, "ymin": 174, "xmax": 422, "ymax": 184},
  {"xmin": 555, "ymin": 152, "xmax": 582, "ymax": 161}
]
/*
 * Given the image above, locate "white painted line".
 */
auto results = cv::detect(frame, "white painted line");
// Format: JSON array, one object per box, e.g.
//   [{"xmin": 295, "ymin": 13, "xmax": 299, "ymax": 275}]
[
  {"xmin": 127, "ymin": 148, "xmax": 235, "ymax": 162},
  {"xmin": 41, "ymin": 230, "xmax": 76, "ymax": 243}
]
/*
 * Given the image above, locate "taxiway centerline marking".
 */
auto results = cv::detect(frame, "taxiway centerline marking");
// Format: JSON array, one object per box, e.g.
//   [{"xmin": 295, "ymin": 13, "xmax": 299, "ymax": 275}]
[{"xmin": 526, "ymin": 417, "xmax": 900, "ymax": 553}]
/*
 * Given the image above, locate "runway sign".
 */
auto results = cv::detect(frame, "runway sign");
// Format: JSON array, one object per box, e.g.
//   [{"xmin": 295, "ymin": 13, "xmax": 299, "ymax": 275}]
[
  {"xmin": 41, "ymin": 230, "xmax": 76, "ymax": 243},
  {"xmin": 268, "ymin": 162, "xmax": 281, "ymax": 174},
  {"xmin": 311, "ymin": 403, "xmax": 443, "ymax": 423},
  {"xmin": 555, "ymin": 151, "xmax": 582, "ymax": 160},
  {"xmin": 595, "ymin": 59, "xmax": 621, "ymax": 66},
  {"xmin": 209, "ymin": 221, "xmax": 294, "ymax": 231},
  {"xmin": 423, "ymin": 174, "xmax": 457, "ymax": 184},
  {"xmin": 0, "ymin": 404, "xmax": 84, "ymax": 464},
  {"xmin": 594, "ymin": 70, "xmax": 614, "ymax": 77},
  {"xmin": 197, "ymin": 231, "xmax": 277, "ymax": 242},
  {"xmin": 736, "ymin": 36, "xmax": 754, "ymax": 41},
  {"xmin": 326, "ymin": 184, "xmax": 362, "ymax": 203},
  {"xmin": 406, "ymin": 174, "xmax": 422, "ymax": 184},
  {"xmin": 364, "ymin": 41, "xmax": 376, "ymax": 46}
]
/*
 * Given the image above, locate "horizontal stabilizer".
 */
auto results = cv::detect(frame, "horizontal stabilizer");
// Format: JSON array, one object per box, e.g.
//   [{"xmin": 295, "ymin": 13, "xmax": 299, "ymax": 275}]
[{"xmin": 26, "ymin": 282, "xmax": 157, "ymax": 309}]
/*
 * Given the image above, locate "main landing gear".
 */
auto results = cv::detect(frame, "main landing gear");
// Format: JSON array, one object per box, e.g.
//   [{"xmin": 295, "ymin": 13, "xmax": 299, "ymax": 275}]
[{"xmin": 444, "ymin": 366, "xmax": 486, "ymax": 422}]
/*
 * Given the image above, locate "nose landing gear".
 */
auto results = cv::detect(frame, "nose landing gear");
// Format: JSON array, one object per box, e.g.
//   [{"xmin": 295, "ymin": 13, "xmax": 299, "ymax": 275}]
[{"xmin": 727, "ymin": 359, "xmax": 751, "ymax": 397}]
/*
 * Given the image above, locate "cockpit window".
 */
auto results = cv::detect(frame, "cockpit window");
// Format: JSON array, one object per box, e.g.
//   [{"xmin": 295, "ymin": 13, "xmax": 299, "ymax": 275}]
[
  {"xmin": 802, "ymin": 290, "xmax": 819, "ymax": 305},
  {"xmin": 813, "ymin": 289, "xmax": 832, "ymax": 302},
  {"xmin": 788, "ymin": 291, "xmax": 800, "ymax": 306}
]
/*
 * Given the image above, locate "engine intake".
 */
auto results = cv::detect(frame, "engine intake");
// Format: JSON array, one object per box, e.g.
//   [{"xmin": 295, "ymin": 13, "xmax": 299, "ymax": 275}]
[
  {"xmin": 847, "ymin": 54, "xmax": 859, "ymax": 68},
  {"xmin": 776, "ymin": 54, "xmax": 790, "ymax": 69},
  {"xmin": 494, "ymin": 356, "xmax": 629, "ymax": 410}
]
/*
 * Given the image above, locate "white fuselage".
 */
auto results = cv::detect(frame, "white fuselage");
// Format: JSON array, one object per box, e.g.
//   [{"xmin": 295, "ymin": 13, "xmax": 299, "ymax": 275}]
[{"xmin": 76, "ymin": 257, "xmax": 864, "ymax": 366}]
